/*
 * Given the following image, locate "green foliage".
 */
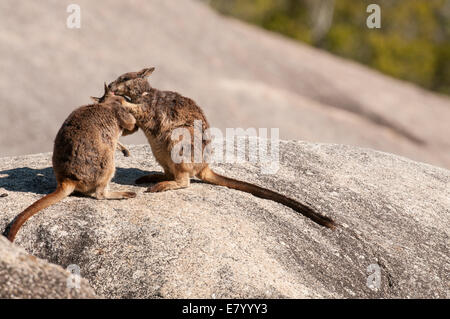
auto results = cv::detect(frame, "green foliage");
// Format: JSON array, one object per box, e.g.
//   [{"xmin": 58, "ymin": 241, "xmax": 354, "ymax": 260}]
[{"xmin": 209, "ymin": 0, "xmax": 450, "ymax": 95}]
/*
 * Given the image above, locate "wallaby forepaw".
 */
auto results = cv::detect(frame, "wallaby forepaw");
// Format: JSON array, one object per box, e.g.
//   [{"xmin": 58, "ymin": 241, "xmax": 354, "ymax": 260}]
[{"xmin": 122, "ymin": 149, "xmax": 131, "ymax": 157}]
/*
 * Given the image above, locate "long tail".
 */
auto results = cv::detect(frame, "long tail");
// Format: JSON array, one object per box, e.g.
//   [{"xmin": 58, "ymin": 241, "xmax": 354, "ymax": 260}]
[
  {"xmin": 3, "ymin": 180, "xmax": 76, "ymax": 242},
  {"xmin": 199, "ymin": 168, "xmax": 336, "ymax": 229}
]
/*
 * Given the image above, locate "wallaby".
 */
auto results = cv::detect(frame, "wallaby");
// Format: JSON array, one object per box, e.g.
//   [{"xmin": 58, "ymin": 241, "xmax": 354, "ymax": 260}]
[
  {"xmin": 91, "ymin": 94, "xmax": 139, "ymax": 158},
  {"xmin": 102, "ymin": 67, "xmax": 336, "ymax": 229},
  {"xmin": 3, "ymin": 86, "xmax": 140, "ymax": 242}
]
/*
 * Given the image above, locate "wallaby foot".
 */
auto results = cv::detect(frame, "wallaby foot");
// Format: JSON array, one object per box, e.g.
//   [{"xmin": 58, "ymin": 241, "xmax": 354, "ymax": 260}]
[
  {"xmin": 135, "ymin": 172, "xmax": 172, "ymax": 184},
  {"xmin": 109, "ymin": 191, "xmax": 136, "ymax": 199},
  {"xmin": 146, "ymin": 181, "xmax": 186, "ymax": 193},
  {"xmin": 95, "ymin": 188, "xmax": 136, "ymax": 200},
  {"xmin": 145, "ymin": 174, "xmax": 190, "ymax": 193}
]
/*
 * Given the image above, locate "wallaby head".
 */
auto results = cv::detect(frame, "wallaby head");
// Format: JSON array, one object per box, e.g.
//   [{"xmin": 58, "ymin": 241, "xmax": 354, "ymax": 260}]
[
  {"xmin": 91, "ymin": 83, "xmax": 141, "ymax": 124},
  {"xmin": 91, "ymin": 83, "xmax": 141, "ymax": 139},
  {"xmin": 101, "ymin": 67, "xmax": 155, "ymax": 102},
  {"xmin": 91, "ymin": 82, "xmax": 122, "ymax": 103}
]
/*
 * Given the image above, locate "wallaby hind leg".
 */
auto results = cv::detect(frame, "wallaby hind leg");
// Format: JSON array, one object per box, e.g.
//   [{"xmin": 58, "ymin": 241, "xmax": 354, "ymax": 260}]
[
  {"xmin": 146, "ymin": 172, "xmax": 190, "ymax": 193},
  {"xmin": 94, "ymin": 184, "xmax": 136, "ymax": 200}
]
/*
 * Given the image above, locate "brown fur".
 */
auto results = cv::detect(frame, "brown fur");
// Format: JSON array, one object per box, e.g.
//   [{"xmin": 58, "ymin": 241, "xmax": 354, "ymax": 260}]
[
  {"xmin": 91, "ymin": 86, "xmax": 139, "ymax": 157},
  {"xmin": 106, "ymin": 67, "xmax": 336, "ymax": 229},
  {"xmin": 3, "ymin": 90, "xmax": 139, "ymax": 242}
]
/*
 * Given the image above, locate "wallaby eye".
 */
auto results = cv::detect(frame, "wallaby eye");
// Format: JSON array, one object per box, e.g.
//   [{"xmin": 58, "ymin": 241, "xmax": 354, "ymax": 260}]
[{"xmin": 119, "ymin": 75, "xmax": 131, "ymax": 83}]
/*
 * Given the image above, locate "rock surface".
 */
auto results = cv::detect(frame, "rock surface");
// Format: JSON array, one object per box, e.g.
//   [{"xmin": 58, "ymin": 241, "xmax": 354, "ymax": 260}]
[
  {"xmin": 0, "ymin": 0, "xmax": 449, "ymax": 169},
  {"xmin": 0, "ymin": 142, "xmax": 448, "ymax": 298},
  {"xmin": 0, "ymin": 236, "xmax": 97, "ymax": 298}
]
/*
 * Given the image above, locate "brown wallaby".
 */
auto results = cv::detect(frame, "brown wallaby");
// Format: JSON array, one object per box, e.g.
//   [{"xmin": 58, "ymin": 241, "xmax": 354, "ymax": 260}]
[
  {"xmin": 102, "ymin": 67, "xmax": 336, "ymax": 229},
  {"xmin": 3, "ymin": 87, "xmax": 140, "ymax": 242},
  {"xmin": 91, "ymin": 93, "xmax": 139, "ymax": 157}
]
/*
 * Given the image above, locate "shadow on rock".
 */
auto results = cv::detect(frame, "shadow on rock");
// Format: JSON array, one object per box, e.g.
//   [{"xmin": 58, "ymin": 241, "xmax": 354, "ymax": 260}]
[
  {"xmin": 0, "ymin": 167, "xmax": 55, "ymax": 195},
  {"xmin": 113, "ymin": 167, "xmax": 156, "ymax": 186},
  {"xmin": 0, "ymin": 166, "xmax": 161, "ymax": 195},
  {"xmin": 113, "ymin": 167, "xmax": 207, "ymax": 186}
]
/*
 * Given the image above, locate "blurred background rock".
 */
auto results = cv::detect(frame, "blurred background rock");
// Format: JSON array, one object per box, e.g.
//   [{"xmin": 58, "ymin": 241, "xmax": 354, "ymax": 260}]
[
  {"xmin": 209, "ymin": 0, "xmax": 450, "ymax": 95},
  {"xmin": 0, "ymin": 0, "xmax": 449, "ymax": 168}
]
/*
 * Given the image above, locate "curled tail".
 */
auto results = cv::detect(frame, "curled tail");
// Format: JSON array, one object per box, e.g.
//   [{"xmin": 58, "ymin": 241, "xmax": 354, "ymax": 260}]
[
  {"xmin": 199, "ymin": 168, "xmax": 336, "ymax": 229},
  {"xmin": 3, "ymin": 180, "xmax": 76, "ymax": 242}
]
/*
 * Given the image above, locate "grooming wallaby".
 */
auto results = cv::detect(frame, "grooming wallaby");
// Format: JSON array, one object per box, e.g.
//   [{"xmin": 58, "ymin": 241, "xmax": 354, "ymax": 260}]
[
  {"xmin": 90, "ymin": 95, "xmax": 139, "ymax": 157},
  {"xmin": 103, "ymin": 67, "xmax": 336, "ymax": 229},
  {"xmin": 3, "ymin": 87, "xmax": 140, "ymax": 242}
]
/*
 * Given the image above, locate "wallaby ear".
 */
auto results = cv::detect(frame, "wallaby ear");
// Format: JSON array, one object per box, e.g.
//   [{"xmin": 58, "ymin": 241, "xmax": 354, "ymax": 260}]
[
  {"xmin": 103, "ymin": 82, "xmax": 115, "ymax": 97},
  {"xmin": 138, "ymin": 67, "xmax": 155, "ymax": 78},
  {"xmin": 90, "ymin": 96, "xmax": 100, "ymax": 103}
]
